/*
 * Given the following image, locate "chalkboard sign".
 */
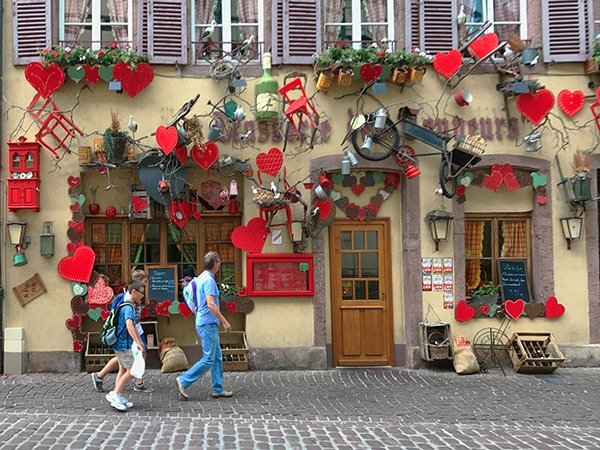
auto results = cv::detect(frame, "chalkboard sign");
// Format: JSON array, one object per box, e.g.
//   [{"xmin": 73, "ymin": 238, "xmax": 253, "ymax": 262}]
[
  {"xmin": 498, "ymin": 259, "xmax": 531, "ymax": 303},
  {"xmin": 147, "ymin": 265, "xmax": 178, "ymax": 303}
]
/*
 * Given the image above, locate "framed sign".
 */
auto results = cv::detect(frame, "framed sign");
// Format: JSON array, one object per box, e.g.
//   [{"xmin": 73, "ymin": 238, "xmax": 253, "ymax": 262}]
[
  {"xmin": 498, "ymin": 259, "xmax": 531, "ymax": 303},
  {"xmin": 246, "ymin": 254, "xmax": 314, "ymax": 296},
  {"xmin": 147, "ymin": 265, "xmax": 178, "ymax": 303}
]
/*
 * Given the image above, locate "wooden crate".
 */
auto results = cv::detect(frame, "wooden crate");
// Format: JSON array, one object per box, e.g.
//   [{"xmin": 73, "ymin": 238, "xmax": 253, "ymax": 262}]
[
  {"xmin": 508, "ymin": 332, "xmax": 565, "ymax": 374},
  {"xmin": 418, "ymin": 322, "xmax": 452, "ymax": 361},
  {"xmin": 85, "ymin": 332, "xmax": 115, "ymax": 373},
  {"xmin": 219, "ymin": 331, "xmax": 249, "ymax": 371}
]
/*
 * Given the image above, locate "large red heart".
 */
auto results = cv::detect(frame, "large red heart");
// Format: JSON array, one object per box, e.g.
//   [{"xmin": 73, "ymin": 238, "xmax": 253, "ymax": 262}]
[
  {"xmin": 469, "ymin": 33, "xmax": 499, "ymax": 59},
  {"xmin": 516, "ymin": 89, "xmax": 555, "ymax": 125},
  {"xmin": 83, "ymin": 64, "xmax": 100, "ymax": 84},
  {"xmin": 131, "ymin": 195, "xmax": 148, "ymax": 212},
  {"xmin": 483, "ymin": 170, "xmax": 503, "ymax": 192},
  {"xmin": 24, "ymin": 62, "xmax": 65, "ymax": 98},
  {"xmin": 155, "ymin": 125, "xmax": 178, "ymax": 155},
  {"xmin": 455, "ymin": 300, "xmax": 475, "ymax": 322},
  {"xmin": 359, "ymin": 63, "xmax": 383, "ymax": 82},
  {"xmin": 112, "ymin": 61, "xmax": 154, "ymax": 97},
  {"xmin": 231, "ymin": 217, "xmax": 268, "ymax": 253},
  {"xmin": 433, "ymin": 50, "xmax": 462, "ymax": 79},
  {"xmin": 191, "ymin": 142, "xmax": 219, "ymax": 171},
  {"xmin": 168, "ymin": 200, "xmax": 191, "ymax": 229},
  {"xmin": 545, "ymin": 297, "xmax": 565, "ymax": 318},
  {"xmin": 557, "ymin": 90, "xmax": 584, "ymax": 118},
  {"xmin": 504, "ymin": 299, "xmax": 525, "ymax": 320},
  {"xmin": 58, "ymin": 245, "xmax": 95, "ymax": 283},
  {"xmin": 315, "ymin": 199, "xmax": 332, "ymax": 220},
  {"xmin": 88, "ymin": 277, "xmax": 115, "ymax": 306},
  {"xmin": 178, "ymin": 302, "xmax": 193, "ymax": 319},
  {"xmin": 256, "ymin": 147, "xmax": 283, "ymax": 176},
  {"xmin": 503, "ymin": 172, "xmax": 521, "ymax": 192},
  {"xmin": 65, "ymin": 314, "xmax": 82, "ymax": 331}
]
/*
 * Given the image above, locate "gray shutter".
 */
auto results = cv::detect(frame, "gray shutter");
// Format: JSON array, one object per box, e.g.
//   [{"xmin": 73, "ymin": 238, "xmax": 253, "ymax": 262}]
[
  {"xmin": 272, "ymin": 0, "xmax": 284, "ymax": 64},
  {"xmin": 273, "ymin": 0, "xmax": 321, "ymax": 65},
  {"xmin": 542, "ymin": 0, "xmax": 589, "ymax": 62},
  {"xmin": 418, "ymin": 0, "xmax": 457, "ymax": 54},
  {"xmin": 12, "ymin": 0, "xmax": 51, "ymax": 65},
  {"xmin": 148, "ymin": 0, "xmax": 187, "ymax": 64},
  {"xmin": 137, "ymin": 0, "xmax": 149, "ymax": 55}
]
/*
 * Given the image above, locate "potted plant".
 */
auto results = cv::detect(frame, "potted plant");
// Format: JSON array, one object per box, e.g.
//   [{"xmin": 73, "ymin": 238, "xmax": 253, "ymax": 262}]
[
  {"xmin": 570, "ymin": 150, "xmax": 591, "ymax": 202},
  {"xmin": 585, "ymin": 39, "xmax": 600, "ymax": 74},
  {"xmin": 387, "ymin": 50, "xmax": 409, "ymax": 85},
  {"xmin": 470, "ymin": 282, "xmax": 500, "ymax": 305},
  {"xmin": 405, "ymin": 50, "xmax": 430, "ymax": 83},
  {"xmin": 336, "ymin": 47, "xmax": 355, "ymax": 87},
  {"xmin": 103, "ymin": 110, "xmax": 130, "ymax": 165}
]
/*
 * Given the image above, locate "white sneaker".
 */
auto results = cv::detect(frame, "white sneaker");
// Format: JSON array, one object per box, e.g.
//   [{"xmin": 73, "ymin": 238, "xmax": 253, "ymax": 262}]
[
  {"xmin": 105, "ymin": 391, "xmax": 127, "ymax": 411},
  {"xmin": 118, "ymin": 394, "xmax": 133, "ymax": 409}
]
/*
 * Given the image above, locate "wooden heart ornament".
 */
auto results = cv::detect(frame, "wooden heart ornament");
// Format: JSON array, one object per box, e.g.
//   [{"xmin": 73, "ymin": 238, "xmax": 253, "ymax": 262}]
[
  {"xmin": 433, "ymin": 49, "xmax": 462, "ymax": 79},
  {"xmin": 25, "ymin": 62, "xmax": 65, "ymax": 98},
  {"xmin": 455, "ymin": 300, "xmax": 475, "ymax": 322},
  {"xmin": 545, "ymin": 296, "xmax": 565, "ymax": 318},
  {"xmin": 178, "ymin": 302, "xmax": 193, "ymax": 319},
  {"xmin": 468, "ymin": 32, "xmax": 499, "ymax": 59},
  {"xmin": 65, "ymin": 314, "xmax": 82, "ymax": 331},
  {"xmin": 504, "ymin": 299, "xmax": 525, "ymax": 320},
  {"xmin": 359, "ymin": 63, "xmax": 383, "ymax": 82},
  {"xmin": 83, "ymin": 64, "xmax": 100, "ymax": 84},
  {"xmin": 87, "ymin": 277, "xmax": 115, "ymax": 306},
  {"xmin": 191, "ymin": 142, "xmax": 219, "ymax": 171},
  {"xmin": 168, "ymin": 200, "xmax": 191, "ymax": 229},
  {"xmin": 155, "ymin": 125, "xmax": 178, "ymax": 155},
  {"xmin": 58, "ymin": 245, "xmax": 95, "ymax": 283},
  {"xmin": 516, "ymin": 89, "xmax": 555, "ymax": 125},
  {"xmin": 131, "ymin": 195, "xmax": 148, "ymax": 212},
  {"xmin": 231, "ymin": 217, "xmax": 268, "ymax": 253},
  {"xmin": 112, "ymin": 61, "xmax": 154, "ymax": 97},
  {"xmin": 483, "ymin": 169, "xmax": 503, "ymax": 192},
  {"xmin": 256, "ymin": 147, "xmax": 283, "ymax": 177},
  {"xmin": 557, "ymin": 89, "xmax": 584, "ymax": 118},
  {"xmin": 314, "ymin": 199, "xmax": 333, "ymax": 220}
]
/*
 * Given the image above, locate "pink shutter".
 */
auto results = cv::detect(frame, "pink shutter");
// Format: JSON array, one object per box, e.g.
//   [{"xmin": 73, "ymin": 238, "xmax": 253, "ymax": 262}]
[
  {"xmin": 419, "ymin": 0, "xmax": 457, "ymax": 54},
  {"xmin": 137, "ymin": 0, "xmax": 149, "ymax": 55},
  {"xmin": 272, "ymin": 0, "xmax": 284, "ymax": 64},
  {"xmin": 12, "ymin": 0, "xmax": 51, "ymax": 65},
  {"xmin": 148, "ymin": 0, "xmax": 187, "ymax": 64},
  {"xmin": 273, "ymin": 0, "xmax": 321, "ymax": 65},
  {"xmin": 542, "ymin": 0, "xmax": 589, "ymax": 62}
]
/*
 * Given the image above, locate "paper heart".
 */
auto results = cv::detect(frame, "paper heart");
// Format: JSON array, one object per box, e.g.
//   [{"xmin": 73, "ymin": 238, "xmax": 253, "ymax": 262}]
[
  {"xmin": 482, "ymin": 170, "xmax": 503, "ymax": 192},
  {"xmin": 67, "ymin": 227, "xmax": 83, "ymax": 244},
  {"xmin": 193, "ymin": 211, "xmax": 201, "ymax": 220},
  {"xmin": 342, "ymin": 175, "xmax": 357, "ymax": 188},
  {"xmin": 100, "ymin": 309, "xmax": 110, "ymax": 320},
  {"xmin": 141, "ymin": 306, "xmax": 149, "ymax": 319},
  {"xmin": 178, "ymin": 302, "xmax": 193, "ymax": 319},
  {"xmin": 379, "ymin": 190, "xmax": 390, "ymax": 200},
  {"xmin": 68, "ymin": 186, "xmax": 82, "ymax": 198},
  {"xmin": 58, "ymin": 245, "xmax": 95, "ymax": 283},
  {"xmin": 256, "ymin": 147, "xmax": 283, "ymax": 177},
  {"xmin": 87, "ymin": 308, "xmax": 101, "ymax": 322},
  {"xmin": 231, "ymin": 217, "xmax": 268, "ymax": 253},
  {"xmin": 68, "ymin": 220, "xmax": 84, "ymax": 233},
  {"xmin": 455, "ymin": 300, "xmax": 475, "ymax": 322},
  {"xmin": 98, "ymin": 65, "xmax": 114, "ymax": 82},
  {"xmin": 65, "ymin": 314, "xmax": 82, "ymax": 331},
  {"xmin": 168, "ymin": 301, "xmax": 180, "ymax": 315},
  {"xmin": 67, "ymin": 241, "xmax": 83, "ymax": 254},
  {"xmin": 433, "ymin": 49, "xmax": 463, "ymax": 79},
  {"xmin": 503, "ymin": 172, "xmax": 521, "ymax": 191},
  {"xmin": 351, "ymin": 183, "xmax": 365, "ymax": 196},
  {"xmin": 131, "ymin": 195, "xmax": 148, "ymax": 212},
  {"xmin": 504, "ymin": 299, "xmax": 525, "ymax": 320},
  {"xmin": 370, "ymin": 194, "xmax": 384, "ymax": 206},
  {"xmin": 72, "ymin": 211, "xmax": 85, "ymax": 222},
  {"xmin": 345, "ymin": 203, "xmax": 360, "ymax": 219},
  {"xmin": 112, "ymin": 61, "xmax": 154, "ymax": 97},
  {"xmin": 67, "ymin": 65, "xmax": 85, "ymax": 82},
  {"xmin": 456, "ymin": 185, "xmax": 466, "ymax": 196},
  {"xmin": 524, "ymin": 302, "xmax": 546, "ymax": 318},
  {"xmin": 168, "ymin": 200, "xmax": 191, "ymax": 229},
  {"xmin": 336, "ymin": 197, "xmax": 349, "ymax": 209},
  {"xmin": 330, "ymin": 190, "xmax": 342, "ymax": 202},
  {"xmin": 68, "ymin": 176, "xmax": 81, "ymax": 188},
  {"xmin": 530, "ymin": 171, "xmax": 548, "ymax": 188},
  {"xmin": 71, "ymin": 194, "xmax": 86, "ymax": 207},
  {"xmin": 469, "ymin": 32, "xmax": 499, "ymax": 59},
  {"xmin": 516, "ymin": 89, "xmax": 555, "ymax": 125},
  {"xmin": 87, "ymin": 277, "xmax": 115, "ymax": 306},
  {"xmin": 479, "ymin": 304, "xmax": 491, "ymax": 315},
  {"xmin": 83, "ymin": 64, "xmax": 100, "ymax": 84},
  {"xmin": 73, "ymin": 341, "xmax": 84, "ymax": 352},
  {"xmin": 175, "ymin": 144, "xmax": 188, "ymax": 165},
  {"xmin": 331, "ymin": 172, "xmax": 344, "ymax": 184},
  {"xmin": 545, "ymin": 296, "xmax": 565, "ymax": 318},
  {"xmin": 557, "ymin": 89, "xmax": 584, "ymax": 118},
  {"xmin": 70, "ymin": 203, "xmax": 80, "ymax": 212},
  {"xmin": 488, "ymin": 304, "xmax": 500, "ymax": 317},
  {"xmin": 372, "ymin": 171, "xmax": 386, "ymax": 184},
  {"xmin": 191, "ymin": 142, "xmax": 219, "ymax": 171},
  {"xmin": 71, "ymin": 282, "xmax": 87, "ymax": 297},
  {"xmin": 70, "ymin": 295, "xmax": 89, "ymax": 315},
  {"xmin": 155, "ymin": 125, "xmax": 178, "ymax": 155},
  {"xmin": 156, "ymin": 300, "xmax": 172, "ymax": 317},
  {"xmin": 315, "ymin": 199, "xmax": 333, "ymax": 220},
  {"xmin": 536, "ymin": 194, "xmax": 547, "ymax": 205},
  {"xmin": 359, "ymin": 63, "xmax": 383, "ymax": 82},
  {"xmin": 459, "ymin": 172, "xmax": 473, "ymax": 187},
  {"xmin": 25, "ymin": 62, "xmax": 65, "ymax": 98},
  {"xmin": 359, "ymin": 172, "xmax": 375, "ymax": 187}
]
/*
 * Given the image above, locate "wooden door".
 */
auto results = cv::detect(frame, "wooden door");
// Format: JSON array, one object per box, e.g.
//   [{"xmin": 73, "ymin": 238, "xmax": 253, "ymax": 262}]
[{"xmin": 330, "ymin": 219, "xmax": 393, "ymax": 366}]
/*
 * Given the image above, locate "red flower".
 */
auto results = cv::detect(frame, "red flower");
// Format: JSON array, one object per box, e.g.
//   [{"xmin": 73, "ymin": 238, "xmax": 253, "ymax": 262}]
[
  {"xmin": 98, "ymin": 50, "xmax": 105, "ymax": 57},
  {"xmin": 377, "ymin": 51, "xmax": 384, "ymax": 57},
  {"xmin": 111, "ymin": 43, "xmax": 118, "ymax": 49}
]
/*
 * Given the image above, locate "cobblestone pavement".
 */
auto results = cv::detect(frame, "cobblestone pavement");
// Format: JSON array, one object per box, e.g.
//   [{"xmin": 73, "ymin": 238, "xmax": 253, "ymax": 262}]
[{"xmin": 1, "ymin": 368, "xmax": 600, "ymax": 449}]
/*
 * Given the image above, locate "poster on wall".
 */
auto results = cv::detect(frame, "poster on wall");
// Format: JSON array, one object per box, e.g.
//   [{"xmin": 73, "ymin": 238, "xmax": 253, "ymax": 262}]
[
  {"xmin": 421, "ymin": 257, "xmax": 432, "ymax": 273},
  {"xmin": 422, "ymin": 274, "xmax": 432, "ymax": 291},
  {"xmin": 443, "ymin": 257, "xmax": 453, "ymax": 274},
  {"xmin": 443, "ymin": 275, "xmax": 453, "ymax": 292},
  {"xmin": 432, "ymin": 258, "xmax": 443, "ymax": 274},
  {"xmin": 443, "ymin": 292, "xmax": 454, "ymax": 309},
  {"xmin": 432, "ymin": 274, "xmax": 443, "ymax": 292}
]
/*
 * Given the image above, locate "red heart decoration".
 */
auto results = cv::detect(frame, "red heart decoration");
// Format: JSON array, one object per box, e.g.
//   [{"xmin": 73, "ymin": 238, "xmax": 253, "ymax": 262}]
[
  {"xmin": 237, "ymin": 286, "xmax": 248, "ymax": 297},
  {"xmin": 536, "ymin": 194, "xmax": 547, "ymax": 205},
  {"xmin": 516, "ymin": 89, "xmax": 555, "ymax": 125},
  {"xmin": 469, "ymin": 33, "xmax": 499, "ymax": 59},
  {"xmin": 504, "ymin": 299, "xmax": 525, "ymax": 320},
  {"xmin": 455, "ymin": 300, "xmax": 475, "ymax": 322},
  {"xmin": 58, "ymin": 245, "xmax": 95, "ymax": 283},
  {"xmin": 100, "ymin": 309, "xmax": 111, "ymax": 320},
  {"xmin": 231, "ymin": 217, "xmax": 268, "ymax": 253},
  {"xmin": 68, "ymin": 220, "xmax": 84, "ymax": 233},
  {"xmin": 256, "ymin": 148, "xmax": 283, "ymax": 177},
  {"xmin": 557, "ymin": 89, "xmax": 584, "ymax": 118},
  {"xmin": 141, "ymin": 306, "xmax": 149, "ymax": 319},
  {"xmin": 479, "ymin": 304, "xmax": 491, "ymax": 315},
  {"xmin": 503, "ymin": 172, "xmax": 521, "ymax": 192},
  {"xmin": 193, "ymin": 211, "xmax": 201, "ymax": 220},
  {"xmin": 83, "ymin": 64, "xmax": 100, "ymax": 84},
  {"xmin": 65, "ymin": 314, "xmax": 82, "ymax": 331},
  {"xmin": 24, "ymin": 62, "xmax": 65, "ymax": 98},
  {"xmin": 483, "ymin": 170, "xmax": 503, "ymax": 192},
  {"xmin": 545, "ymin": 297, "xmax": 565, "ymax": 318},
  {"xmin": 433, "ymin": 50, "xmax": 463, "ymax": 79},
  {"xmin": 73, "ymin": 341, "xmax": 84, "ymax": 352},
  {"xmin": 112, "ymin": 61, "xmax": 154, "ymax": 97},
  {"xmin": 67, "ymin": 176, "xmax": 81, "ymax": 188},
  {"xmin": 156, "ymin": 300, "xmax": 172, "ymax": 317},
  {"xmin": 497, "ymin": 164, "xmax": 513, "ymax": 176},
  {"xmin": 315, "ymin": 199, "xmax": 333, "ymax": 220},
  {"xmin": 88, "ymin": 277, "xmax": 115, "ymax": 306},
  {"xmin": 191, "ymin": 142, "xmax": 219, "ymax": 171},
  {"xmin": 70, "ymin": 203, "xmax": 80, "ymax": 212},
  {"xmin": 66, "ymin": 241, "xmax": 83, "ymax": 254},
  {"xmin": 178, "ymin": 302, "xmax": 193, "ymax": 319},
  {"xmin": 168, "ymin": 200, "xmax": 191, "ymax": 229},
  {"xmin": 351, "ymin": 184, "xmax": 365, "ymax": 196},
  {"xmin": 359, "ymin": 63, "xmax": 383, "ymax": 83},
  {"xmin": 131, "ymin": 195, "xmax": 147, "ymax": 212},
  {"xmin": 175, "ymin": 145, "xmax": 188, "ymax": 165},
  {"xmin": 155, "ymin": 125, "xmax": 178, "ymax": 155}
]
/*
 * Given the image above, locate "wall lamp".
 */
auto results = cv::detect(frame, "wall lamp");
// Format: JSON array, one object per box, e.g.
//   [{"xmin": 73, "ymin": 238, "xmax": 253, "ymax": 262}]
[
  {"xmin": 425, "ymin": 210, "xmax": 453, "ymax": 251},
  {"xmin": 560, "ymin": 216, "xmax": 583, "ymax": 250},
  {"xmin": 40, "ymin": 221, "xmax": 55, "ymax": 257},
  {"xmin": 7, "ymin": 221, "xmax": 30, "ymax": 266}
]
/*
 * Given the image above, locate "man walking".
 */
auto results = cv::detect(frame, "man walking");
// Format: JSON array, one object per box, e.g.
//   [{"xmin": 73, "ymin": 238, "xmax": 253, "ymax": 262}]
[{"xmin": 176, "ymin": 251, "xmax": 233, "ymax": 400}]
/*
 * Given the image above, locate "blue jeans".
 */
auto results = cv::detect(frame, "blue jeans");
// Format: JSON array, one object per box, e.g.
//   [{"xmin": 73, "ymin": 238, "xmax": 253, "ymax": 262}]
[{"xmin": 178, "ymin": 324, "xmax": 224, "ymax": 393}]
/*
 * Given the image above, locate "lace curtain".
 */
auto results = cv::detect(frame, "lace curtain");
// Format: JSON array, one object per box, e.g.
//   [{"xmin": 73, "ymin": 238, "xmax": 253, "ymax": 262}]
[
  {"xmin": 64, "ymin": 0, "xmax": 89, "ymax": 45},
  {"xmin": 106, "ymin": 0, "xmax": 129, "ymax": 45},
  {"xmin": 465, "ymin": 220, "xmax": 485, "ymax": 292},
  {"xmin": 324, "ymin": 0, "xmax": 346, "ymax": 43}
]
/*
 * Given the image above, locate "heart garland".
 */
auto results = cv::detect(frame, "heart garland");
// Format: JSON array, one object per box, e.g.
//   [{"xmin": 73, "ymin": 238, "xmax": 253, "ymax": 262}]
[{"xmin": 481, "ymin": 164, "xmax": 521, "ymax": 192}]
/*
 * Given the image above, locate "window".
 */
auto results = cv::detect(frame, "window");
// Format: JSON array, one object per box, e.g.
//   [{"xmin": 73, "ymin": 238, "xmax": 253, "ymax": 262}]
[
  {"xmin": 91, "ymin": 220, "xmax": 125, "ymax": 290},
  {"xmin": 192, "ymin": 0, "xmax": 263, "ymax": 62},
  {"xmin": 594, "ymin": 1, "xmax": 600, "ymax": 38},
  {"xmin": 324, "ymin": 0, "xmax": 394, "ymax": 46},
  {"xmin": 464, "ymin": 214, "xmax": 531, "ymax": 299},
  {"xmin": 59, "ymin": 0, "xmax": 133, "ymax": 49},
  {"xmin": 464, "ymin": 0, "xmax": 527, "ymax": 41}
]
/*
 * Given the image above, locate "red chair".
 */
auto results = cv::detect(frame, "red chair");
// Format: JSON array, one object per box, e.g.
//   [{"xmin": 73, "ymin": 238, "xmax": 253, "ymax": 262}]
[{"xmin": 278, "ymin": 77, "xmax": 319, "ymax": 138}]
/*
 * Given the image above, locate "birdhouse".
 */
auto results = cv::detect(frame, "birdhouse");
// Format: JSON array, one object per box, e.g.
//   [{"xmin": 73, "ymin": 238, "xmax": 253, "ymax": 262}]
[{"xmin": 7, "ymin": 140, "xmax": 41, "ymax": 212}]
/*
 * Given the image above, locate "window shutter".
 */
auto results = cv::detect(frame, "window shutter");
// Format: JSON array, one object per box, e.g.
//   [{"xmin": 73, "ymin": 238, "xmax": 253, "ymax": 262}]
[
  {"xmin": 272, "ymin": 0, "xmax": 321, "ymax": 65},
  {"xmin": 406, "ymin": 0, "xmax": 457, "ymax": 54},
  {"xmin": 12, "ymin": 0, "xmax": 51, "ymax": 65},
  {"xmin": 148, "ymin": 0, "xmax": 187, "ymax": 64},
  {"xmin": 137, "ymin": 0, "xmax": 149, "ymax": 55},
  {"xmin": 542, "ymin": 0, "xmax": 589, "ymax": 62}
]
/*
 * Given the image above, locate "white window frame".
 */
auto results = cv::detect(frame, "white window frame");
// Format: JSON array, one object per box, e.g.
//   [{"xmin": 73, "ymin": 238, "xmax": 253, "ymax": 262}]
[
  {"xmin": 325, "ymin": 0, "xmax": 394, "ymax": 48},
  {"xmin": 466, "ymin": 0, "xmax": 527, "ymax": 40},
  {"xmin": 191, "ymin": 0, "xmax": 264, "ymax": 59},
  {"xmin": 59, "ymin": 0, "xmax": 133, "ymax": 50}
]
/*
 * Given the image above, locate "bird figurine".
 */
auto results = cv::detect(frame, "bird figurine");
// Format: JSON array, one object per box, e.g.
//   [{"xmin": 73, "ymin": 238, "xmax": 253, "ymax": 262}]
[
  {"xmin": 457, "ymin": 4, "xmax": 467, "ymax": 26},
  {"xmin": 270, "ymin": 181, "xmax": 278, "ymax": 195},
  {"xmin": 128, "ymin": 115, "xmax": 137, "ymax": 133},
  {"xmin": 200, "ymin": 20, "xmax": 217, "ymax": 56},
  {"xmin": 235, "ymin": 35, "xmax": 255, "ymax": 58}
]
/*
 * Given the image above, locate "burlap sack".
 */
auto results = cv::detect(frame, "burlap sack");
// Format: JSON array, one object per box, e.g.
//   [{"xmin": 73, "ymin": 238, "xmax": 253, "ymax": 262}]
[
  {"xmin": 159, "ymin": 346, "xmax": 189, "ymax": 373},
  {"xmin": 452, "ymin": 336, "xmax": 480, "ymax": 375}
]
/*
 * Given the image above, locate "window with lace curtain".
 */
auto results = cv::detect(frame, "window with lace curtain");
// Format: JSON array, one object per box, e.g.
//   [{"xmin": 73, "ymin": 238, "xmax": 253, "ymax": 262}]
[
  {"xmin": 465, "ymin": 213, "xmax": 531, "ymax": 301},
  {"xmin": 463, "ymin": 0, "xmax": 527, "ymax": 41},
  {"xmin": 324, "ymin": 0, "xmax": 393, "ymax": 46}
]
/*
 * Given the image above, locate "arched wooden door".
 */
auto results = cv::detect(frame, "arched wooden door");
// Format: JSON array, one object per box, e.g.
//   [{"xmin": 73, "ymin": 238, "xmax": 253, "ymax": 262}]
[{"xmin": 330, "ymin": 219, "xmax": 394, "ymax": 366}]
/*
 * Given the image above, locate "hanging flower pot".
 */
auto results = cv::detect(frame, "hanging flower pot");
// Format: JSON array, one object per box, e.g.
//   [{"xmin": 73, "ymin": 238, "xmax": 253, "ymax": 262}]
[
  {"xmin": 107, "ymin": 134, "xmax": 128, "ymax": 165},
  {"xmin": 392, "ymin": 67, "xmax": 409, "ymax": 85},
  {"xmin": 316, "ymin": 70, "xmax": 334, "ymax": 93},
  {"xmin": 409, "ymin": 67, "xmax": 426, "ymax": 83},
  {"xmin": 337, "ymin": 68, "xmax": 354, "ymax": 87}
]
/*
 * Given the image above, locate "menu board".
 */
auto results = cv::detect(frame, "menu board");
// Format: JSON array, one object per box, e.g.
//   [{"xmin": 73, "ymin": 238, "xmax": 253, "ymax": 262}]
[
  {"xmin": 247, "ymin": 254, "xmax": 314, "ymax": 296},
  {"xmin": 498, "ymin": 259, "xmax": 531, "ymax": 303},
  {"xmin": 148, "ymin": 265, "xmax": 178, "ymax": 303}
]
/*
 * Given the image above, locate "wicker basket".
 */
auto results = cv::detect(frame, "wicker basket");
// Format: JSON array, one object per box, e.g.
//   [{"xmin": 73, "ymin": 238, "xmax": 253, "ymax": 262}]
[{"xmin": 428, "ymin": 344, "xmax": 451, "ymax": 360}]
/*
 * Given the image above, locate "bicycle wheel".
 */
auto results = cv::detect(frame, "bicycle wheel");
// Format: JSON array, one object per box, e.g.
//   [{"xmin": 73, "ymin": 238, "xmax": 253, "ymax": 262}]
[
  {"xmin": 351, "ymin": 118, "xmax": 400, "ymax": 161},
  {"xmin": 438, "ymin": 157, "xmax": 457, "ymax": 198}
]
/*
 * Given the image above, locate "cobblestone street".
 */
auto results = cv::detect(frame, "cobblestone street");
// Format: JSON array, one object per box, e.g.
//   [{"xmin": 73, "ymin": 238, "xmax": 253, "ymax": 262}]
[{"xmin": 1, "ymin": 368, "xmax": 600, "ymax": 449}]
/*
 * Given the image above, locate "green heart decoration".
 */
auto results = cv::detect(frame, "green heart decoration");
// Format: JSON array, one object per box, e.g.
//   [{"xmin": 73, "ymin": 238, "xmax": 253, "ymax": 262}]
[
  {"xmin": 488, "ymin": 304, "xmax": 501, "ymax": 317},
  {"xmin": 331, "ymin": 172, "xmax": 344, "ymax": 185},
  {"xmin": 98, "ymin": 65, "xmax": 114, "ymax": 82},
  {"xmin": 168, "ymin": 300, "xmax": 180, "ymax": 315},
  {"xmin": 458, "ymin": 172, "xmax": 474, "ymax": 187},
  {"xmin": 372, "ymin": 171, "xmax": 386, "ymax": 184},
  {"xmin": 71, "ymin": 282, "xmax": 87, "ymax": 297},
  {"xmin": 67, "ymin": 65, "xmax": 85, "ymax": 82},
  {"xmin": 530, "ymin": 171, "xmax": 548, "ymax": 188},
  {"xmin": 87, "ymin": 308, "xmax": 101, "ymax": 322},
  {"xmin": 71, "ymin": 194, "xmax": 86, "ymax": 207}
]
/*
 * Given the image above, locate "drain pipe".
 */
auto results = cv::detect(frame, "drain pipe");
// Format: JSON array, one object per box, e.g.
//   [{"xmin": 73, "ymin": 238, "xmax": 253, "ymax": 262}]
[{"xmin": 0, "ymin": 3, "xmax": 6, "ymax": 373}]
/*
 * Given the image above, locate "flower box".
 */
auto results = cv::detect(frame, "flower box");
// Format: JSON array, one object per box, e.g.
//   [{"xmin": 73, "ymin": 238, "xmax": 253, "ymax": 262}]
[{"xmin": 470, "ymin": 294, "xmax": 499, "ymax": 305}]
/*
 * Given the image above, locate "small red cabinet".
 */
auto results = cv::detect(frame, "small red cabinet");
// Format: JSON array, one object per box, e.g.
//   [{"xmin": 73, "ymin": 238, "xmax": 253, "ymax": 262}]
[{"xmin": 7, "ymin": 140, "xmax": 41, "ymax": 212}]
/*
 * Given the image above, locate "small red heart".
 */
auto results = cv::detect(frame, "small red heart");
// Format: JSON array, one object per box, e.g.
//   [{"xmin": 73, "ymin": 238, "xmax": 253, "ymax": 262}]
[
  {"xmin": 433, "ymin": 49, "xmax": 463, "ymax": 79},
  {"xmin": 131, "ymin": 195, "xmax": 148, "ymax": 212},
  {"xmin": 156, "ymin": 301, "xmax": 172, "ymax": 317},
  {"xmin": 67, "ymin": 176, "xmax": 81, "ymax": 188},
  {"xmin": 65, "ymin": 314, "xmax": 82, "ymax": 330},
  {"xmin": 469, "ymin": 33, "xmax": 499, "ymax": 59},
  {"xmin": 141, "ymin": 307, "xmax": 149, "ymax": 319},
  {"xmin": 315, "ymin": 199, "xmax": 333, "ymax": 220},
  {"xmin": 456, "ymin": 185, "xmax": 466, "ymax": 195},
  {"xmin": 237, "ymin": 286, "xmax": 248, "ymax": 297},
  {"xmin": 68, "ymin": 220, "xmax": 84, "ymax": 233},
  {"xmin": 73, "ymin": 341, "xmax": 84, "ymax": 352},
  {"xmin": 483, "ymin": 170, "xmax": 503, "ymax": 192},
  {"xmin": 536, "ymin": 194, "xmax": 547, "ymax": 205},
  {"xmin": 256, "ymin": 148, "xmax": 283, "ymax": 177},
  {"xmin": 175, "ymin": 144, "xmax": 188, "ymax": 165},
  {"xmin": 87, "ymin": 277, "xmax": 115, "ymax": 306},
  {"xmin": 479, "ymin": 304, "xmax": 491, "ymax": 315},
  {"xmin": 193, "ymin": 211, "xmax": 201, "ymax": 220},
  {"xmin": 504, "ymin": 299, "xmax": 525, "ymax": 320},
  {"xmin": 191, "ymin": 142, "xmax": 219, "ymax": 171},
  {"xmin": 351, "ymin": 183, "xmax": 365, "ymax": 196},
  {"xmin": 100, "ymin": 309, "xmax": 110, "ymax": 320},
  {"xmin": 503, "ymin": 172, "xmax": 521, "ymax": 192},
  {"xmin": 67, "ymin": 241, "xmax": 83, "ymax": 254},
  {"xmin": 155, "ymin": 125, "xmax": 178, "ymax": 155},
  {"xmin": 168, "ymin": 200, "xmax": 191, "ymax": 229},
  {"xmin": 516, "ymin": 89, "xmax": 555, "ymax": 125},
  {"xmin": 557, "ymin": 89, "xmax": 585, "ymax": 118},
  {"xmin": 83, "ymin": 64, "xmax": 100, "ymax": 84},
  {"xmin": 178, "ymin": 302, "xmax": 193, "ymax": 319},
  {"xmin": 455, "ymin": 300, "xmax": 475, "ymax": 322},
  {"xmin": 70, "ymin": 202, "xmax": 80, "ymax": 212},
  {"xmin": 545, "ymin": 296, "xmax": 565, "ymax": 318}
]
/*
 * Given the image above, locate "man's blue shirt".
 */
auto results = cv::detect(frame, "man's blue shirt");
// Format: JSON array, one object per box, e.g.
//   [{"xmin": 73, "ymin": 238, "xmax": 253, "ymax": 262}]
[{"xmin": 195, "ymin": 270, "xmax": 219, "ymax": 327}]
